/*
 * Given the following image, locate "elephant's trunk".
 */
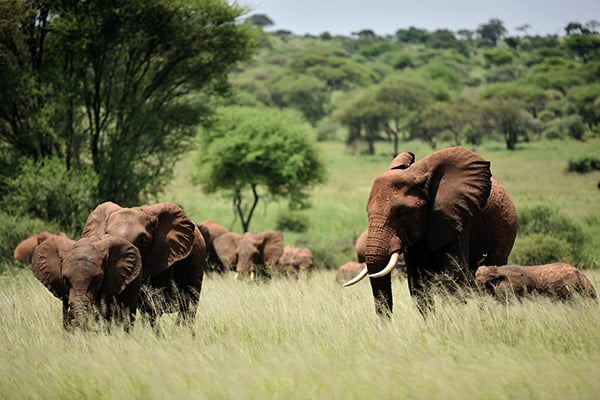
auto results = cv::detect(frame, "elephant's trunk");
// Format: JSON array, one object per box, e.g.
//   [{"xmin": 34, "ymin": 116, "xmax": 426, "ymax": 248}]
[
  {"xmin": 67, "ymin": 295, "xmax": 96, "ymax": 330},
  {"xmin": 365, "ymin": 216, "xmax": 401, "ymax": 316}
]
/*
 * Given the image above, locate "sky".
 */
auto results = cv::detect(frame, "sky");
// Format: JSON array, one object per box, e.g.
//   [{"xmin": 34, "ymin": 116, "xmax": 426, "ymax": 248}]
[{"xmin": 243, "ymin": 0, "xmax": 600, "ymax": 37}]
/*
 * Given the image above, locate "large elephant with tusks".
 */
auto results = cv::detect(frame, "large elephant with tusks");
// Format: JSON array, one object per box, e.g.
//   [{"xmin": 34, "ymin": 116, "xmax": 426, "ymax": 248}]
[{"xmin": 345, "ymin": 147, "xmax": 518, "ymax": 316}]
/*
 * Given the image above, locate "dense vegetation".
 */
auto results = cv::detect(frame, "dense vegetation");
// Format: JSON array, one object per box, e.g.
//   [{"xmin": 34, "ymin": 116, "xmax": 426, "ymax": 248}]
[{"xmin": 0, "ymin": 0, "xmax": 257, "ymax": 215}]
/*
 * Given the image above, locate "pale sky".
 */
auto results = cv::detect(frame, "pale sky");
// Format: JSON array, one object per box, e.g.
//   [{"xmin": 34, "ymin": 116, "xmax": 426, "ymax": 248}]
[{"xmin": 243, "ymin": 1, "xmax": 600, "ymax": 36}]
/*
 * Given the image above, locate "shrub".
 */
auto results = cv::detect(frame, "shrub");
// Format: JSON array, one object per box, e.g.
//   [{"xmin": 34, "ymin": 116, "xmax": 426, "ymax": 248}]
[
  {"xmin": 0, "ymin": 157, "xmax": 98, "ymax": 233},
  {"xmin": 0, "ymin": 212, "xmax": 63, "ymax": 272},
  {"xmin": 512, "ymin": 205, "xmax": 587, "ymax": 265},
  {"xmin": 295, "ymin": 235, "xmax": 354, "ymax": 270},
  {"xmin": 567, "ymin": 155, "xmax": 600, "ymax": 173},
  {"xmin": 483, "ymin": 48, "xmax": 515, "ymax": 66},
  {"xmin": 275, "ymin": 210, "xmax": 310, "ymax": 233},
  {"xmin": 510, "ymin": 233, "xmax": 573, "ymax": 265}
]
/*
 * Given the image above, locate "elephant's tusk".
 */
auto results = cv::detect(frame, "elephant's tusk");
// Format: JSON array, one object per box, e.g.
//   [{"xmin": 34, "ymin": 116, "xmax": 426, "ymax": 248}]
[
  {"xmin": 250, "ymin": 271, "xmax": 255, "ymax": 281},
  {"xmin": 369, "ymin": 252, "xmax": 400, "ymax": 279},
  {"xmin": 234, "ymin": 272, "xmax": 239, "ymax": 280},
  {"xmin": 342, "ymin": 265, "xmax": 368, "ymax": 287}
]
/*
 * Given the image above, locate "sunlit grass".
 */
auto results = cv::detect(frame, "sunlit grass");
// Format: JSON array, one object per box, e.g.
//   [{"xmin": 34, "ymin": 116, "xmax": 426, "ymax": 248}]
[{"xmin": 2, "ymin": 268, "xmax": 599, "ymax": 399}]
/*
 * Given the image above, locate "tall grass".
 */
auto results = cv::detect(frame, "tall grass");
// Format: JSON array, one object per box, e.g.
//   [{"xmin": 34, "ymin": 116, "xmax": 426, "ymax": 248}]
[{"xmin": 1, "ymin": 269, "xmax": 599, "ymax": 399}]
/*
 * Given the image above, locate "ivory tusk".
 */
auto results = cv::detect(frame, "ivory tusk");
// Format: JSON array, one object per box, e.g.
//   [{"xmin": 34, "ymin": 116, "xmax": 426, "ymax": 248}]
[
  {"xmin": 342, "ymin": 265, "xmax": 368, "ymax": 287},
  {"xmin": 250, "ymin": 271, "xmax": 255, "ymax": 281},
  {"xmin": 234, "ymin": 272, "xmax": 239, "ymax": 280},
  {"xmin": 369, "ymin": 252, "xmax": 400, "ymax": 279}
]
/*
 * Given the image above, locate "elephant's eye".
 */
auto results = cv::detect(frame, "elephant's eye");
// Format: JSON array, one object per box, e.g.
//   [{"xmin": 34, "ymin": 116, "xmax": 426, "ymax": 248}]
[{"xmin": 135, "ymin": 234, "xmax": 150, "ymax": 247}]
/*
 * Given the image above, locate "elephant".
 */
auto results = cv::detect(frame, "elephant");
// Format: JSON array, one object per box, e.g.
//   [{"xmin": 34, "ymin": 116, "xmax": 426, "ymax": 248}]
[
  {"xmin": 14, "ymin": 231, "xmax": 66, "ymax": 264},
  {"xmin": 31, "ymin": 234, "xmax": 142, "ymax": 331},
  {"xmin": 277, "ymin": 245, "xmax": 313, "ymax": 278},
  {"xmin": 475, "ymin": 263, "xmax": 597, "ymax": 301},
  {"xmin": 355, "ymin": 229, "xmax": 368, "ymax": 263},
  {"xmin": 82, "ymin": 201, "xmax": 207, "ymax": 327},
  {"xmin": 336, "ymin": 261, "xmax": 365, "ymax": 285},
  {"xmin": 197, "ymin": 220, "xmax": 229, "ymax": 272},
  {"xmin": 213, "ymin": 230, "xmax": 284, "ymax": 280},
  {"xmin": 344, "ymin": 146, "xmax": 518, "ymax": 316}
]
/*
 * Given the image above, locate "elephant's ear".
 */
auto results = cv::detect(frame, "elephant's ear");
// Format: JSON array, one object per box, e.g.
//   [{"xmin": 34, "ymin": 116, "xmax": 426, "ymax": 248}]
[
  {"xmin": 389, "ymin": 152, "xmax": 415, "ymax": 170},
  {"xmin": 31, "ymin": 235, "xmax": 75, "ymax": 299},
  {"xmin": 140, "ymin": 202, "xmax": 196, "ymax": 276},
  {"xmin": 197, "ymin": 223, "xmax": 212, "ymax": 246},
  {"xmin": 427, "ymin": 147, "xmax": 492, "ymax": 250},
  {"xmin": 82, "ymin": 202, "xmax": 122, "ymax": 237},
  {"xmin": 98, "ymin": 235, "xmax": 142, "ymax": 297},
  {"xmin": 213, "ymin": 232, "xmax": 242, "ymax": 269},
  {"xmin": 259, "ymin": 231, "xmax": 284, "ymax": 265}
]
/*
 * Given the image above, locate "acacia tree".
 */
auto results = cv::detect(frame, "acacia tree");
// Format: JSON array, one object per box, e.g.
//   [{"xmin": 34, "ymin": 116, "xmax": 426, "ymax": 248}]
[
  {"xmin": 477, "ymin": 18, "xmax": 507, "ymax": 47},
  {"xmin": 194, "ymin": 107, "xmax": 326, "ymax": 232},
  {"xmin": 0, "ymin": 0, "xmax": 257, "ymax": 206}
]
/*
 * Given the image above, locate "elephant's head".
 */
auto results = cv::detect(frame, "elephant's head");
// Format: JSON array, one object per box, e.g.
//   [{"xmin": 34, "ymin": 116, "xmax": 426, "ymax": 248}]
[
  {"xmin": 236, "ymin": 231, "xmax": 284, "ymax": 279},
  {"xmin": 31, "ymin": 234, "xmax": 142, "ymax": 330},
  {"xmin": 82, "ymin": 202, "xmax": 196, "ymax": 280},
  {"xmin": 277, "ymin": 245, "xmax": 313, "ymax": 277},
  {"xmin": 475, "ymin": 265, "xmax": 534, "ymax": 298},
  {"xmin": 213, "ymin": 231, "xmax": 284, "ymax": 279},
  {"xmin": 346, "ymin": 147, "xmax": 493, "ymax": 315},
  {"xmin": 213, "ymin": 232, "xmax": 243, "ymax": 271}
]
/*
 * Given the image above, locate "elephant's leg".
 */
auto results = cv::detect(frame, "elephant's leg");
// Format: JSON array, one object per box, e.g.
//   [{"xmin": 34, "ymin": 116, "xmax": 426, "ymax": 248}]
[
  {"xmin": 369, "ymin": 274, "xmax": 393, "ymax": 317},
  {"xmin": 176, "ymin": 287, "xmax": 199, "ymax": 325},
  {"xmin": 405, "ymin": 252, "xmax": 436, "ymax": 315},
  {"xmin": 62, "ymin": 300, "xmax": 73, "ymax": 331},
  {"xmin": 138, "ymin": 289, "xmax": 161, "ymax": 334}
]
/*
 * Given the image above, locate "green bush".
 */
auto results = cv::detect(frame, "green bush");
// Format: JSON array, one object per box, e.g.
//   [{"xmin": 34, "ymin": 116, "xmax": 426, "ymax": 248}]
[
  {"xmin": 512, "ymin": 205, "xmax": 587, "ymax": 265},
  {"xmin": 0, "ymin": 212, "xmax": 63, "ymax": 273},
  {"xmin": 295, "ymin": 235, "xmax": 354, "ymax": 270},
  {"xmin": 510, "ymin": 233, "xmax": 573, "ymax": 265},
  {"xmin": 567, "ymin": 155, "xmax": 600, "ymax": 173},
  {"xmin": 0, "ymin": 157, "xmax": 98, "ymax": 234},
  {"xmin": 275, "ymin": 210, "xmax": 310, "ymax": 233}
]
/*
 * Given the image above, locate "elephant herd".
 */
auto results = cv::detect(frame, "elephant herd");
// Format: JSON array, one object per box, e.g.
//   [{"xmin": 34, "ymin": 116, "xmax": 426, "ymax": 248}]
[
  {"xmin": 15, "ymin": 202, "xmax": 313, "ymax": 332},
  {"xmin": 14, "ymin": 146, "xmax": 597, "ymax": 332}
]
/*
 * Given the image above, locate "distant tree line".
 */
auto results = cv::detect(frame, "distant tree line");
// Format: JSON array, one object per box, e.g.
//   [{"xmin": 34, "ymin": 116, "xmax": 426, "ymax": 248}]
[{"xmin": 240, "ymin": 17, "xmax": 600, "ymax": 153}]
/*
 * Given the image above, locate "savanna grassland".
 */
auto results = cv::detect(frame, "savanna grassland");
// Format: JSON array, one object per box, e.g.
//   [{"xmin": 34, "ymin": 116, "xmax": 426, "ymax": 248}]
[{"xmin": 1, "ymin": 138, "xmax": 599, "ymax": 399}]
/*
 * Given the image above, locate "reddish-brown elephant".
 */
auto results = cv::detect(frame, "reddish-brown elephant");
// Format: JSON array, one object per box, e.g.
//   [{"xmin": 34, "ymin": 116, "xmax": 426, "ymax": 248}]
[
  {"xmin": 32, "ymin": 234, "xmax": 142, "ymax": 331},
  {"xmin": 197, "ymin": 220, "xmax": 229, "ymax": 272},
  {"xmin": 277, "ymin": 245, "xmax": 313, "ymax": 278},
  {"xmin": 355, "ymin": 229, "xmax": 368, "ymax": 263},
  {"xmin": 213, "ymin": 231, "xmax": 284, "ymax": 280},
  {"xmin": 475, "ymin": 263, "xmax": 597, "ymax": 301},
  {"xmin": 14, "ymin": 231, "xmax": 66, "ymax": 264},
  {"xmin": 345, "ymin": 147, "xmax": 518, "ymax": 316},
  {"xmin": 336, "ymin": 261, "xmax": 365, "ymax": 285},
  {"xmin": 82, "ymin": 201, "xmax": 206, "ymax": 327}
]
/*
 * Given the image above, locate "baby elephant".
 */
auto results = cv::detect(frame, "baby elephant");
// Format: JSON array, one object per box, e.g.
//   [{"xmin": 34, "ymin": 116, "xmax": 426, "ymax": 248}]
[
  {"xmin": 476, "ymin": 263, "xmax": 597, "ymax": 301},
  {"xmin": 32, "ymin": 234, "xmax": 142, "ymax": 331}
]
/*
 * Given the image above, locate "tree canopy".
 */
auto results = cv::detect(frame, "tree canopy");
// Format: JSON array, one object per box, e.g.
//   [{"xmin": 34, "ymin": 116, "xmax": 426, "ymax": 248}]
[
  {"xmin": 194, "ymin": 107, "xmax": 327, "ymax": 232},
  {"xmin": 0, "ymin": 0, "xmax": 257, "ymax": 207}
]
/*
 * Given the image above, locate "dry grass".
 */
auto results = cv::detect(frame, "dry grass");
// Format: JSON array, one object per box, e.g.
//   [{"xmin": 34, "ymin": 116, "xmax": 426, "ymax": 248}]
[{"xmin": 1, "ymin": 268, "xmax": 599, "ymax": 399}]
